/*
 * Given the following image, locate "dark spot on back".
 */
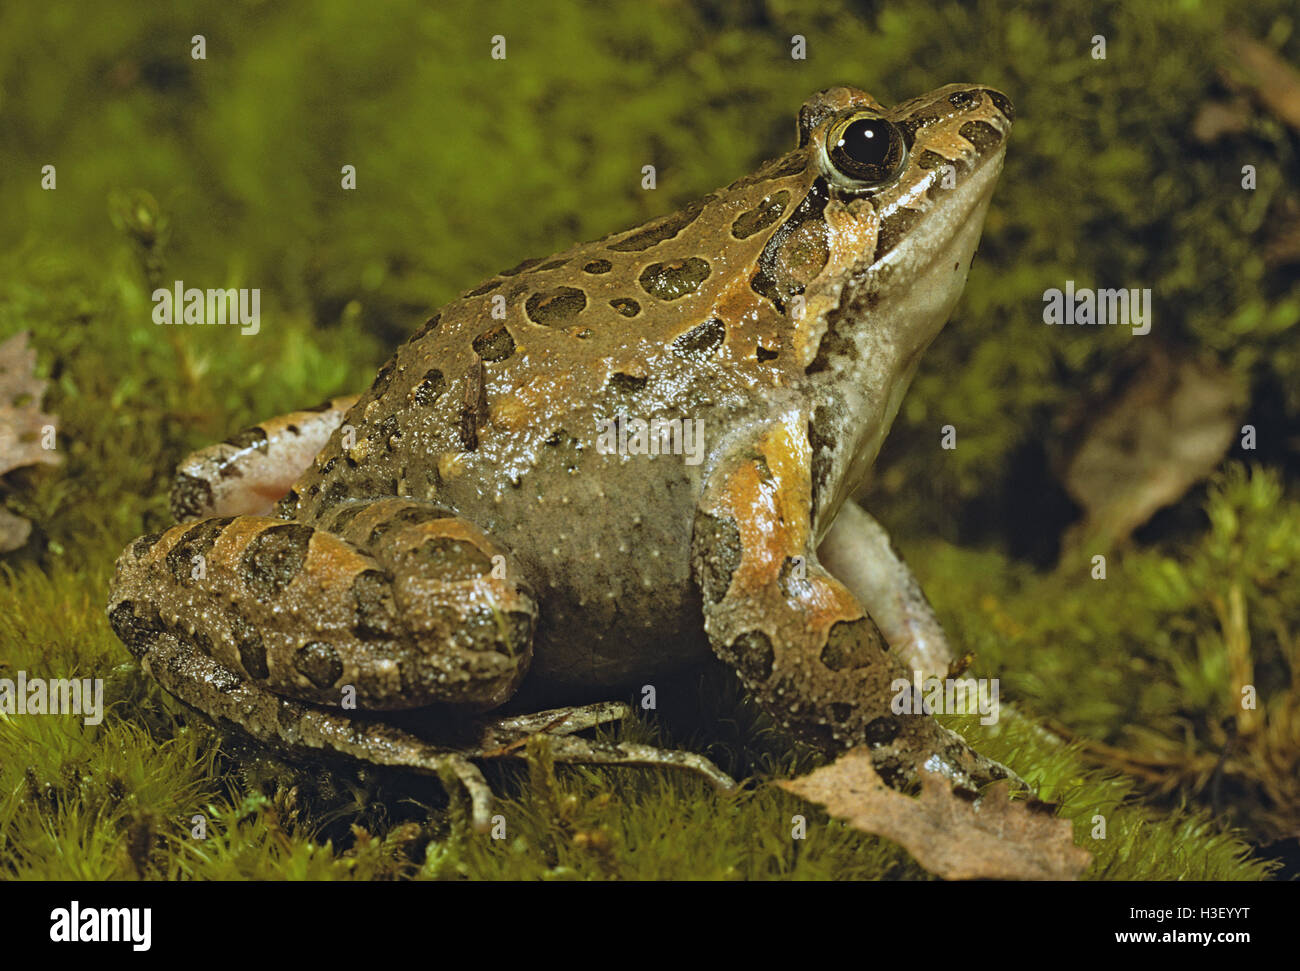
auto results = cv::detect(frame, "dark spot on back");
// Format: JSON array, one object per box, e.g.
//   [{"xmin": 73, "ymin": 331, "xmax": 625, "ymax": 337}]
[
  {"xmin": 609, "ymin": 297, "xmax": 640, "ymax": 317},
  {"xmin": 242, "ymin": 523, "xmax": 314, "ymax": 601},
  {"xmin": 671, "ymin": 318, "xmax": 725, "ymax": 358},
  {"xmin": 472, "ymin": 324, "xmax": 516, "ymax": 362},
  {"xmin": 131, "ymin": 531, "xmax": 165, "ymax": 559},
  {"xmin": 583, "ymin": 259, "xmax": 612, "ymax": 274},
  {"xmin": 165, "ymin": 518, "xmax": 234, "ymax": 583},
  {"xmin": 369, "ymin": 359, "xmax": 398, "ymax": 399},
  {"xmin": 608, "ymin": 199, "xmax": 707, "ymax": 252},
  {"xmin": 525, "ymin": 286, "xmax": 587, "ymax": 325},
  {"xmin": 638, "ymin": 257, "xmax": 711, "ymax": 301},
  {"xmin": 414, "ymin": 369, "xmax": 447, "ymax": 406},
  {"xmin": 609, "ymin": 372, "xmax": 647, "ymax": 393},
  {"xmin": 501, "ymin": 257, "xmax": 543, "ymax": 276},
  {"xmin": 407, "ymin": 313, "xmax": 441, "ymax": 345}
]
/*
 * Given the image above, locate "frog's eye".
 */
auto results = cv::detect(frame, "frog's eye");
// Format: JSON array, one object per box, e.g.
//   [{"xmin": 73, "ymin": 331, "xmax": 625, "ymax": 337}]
[{"xmin": 824, "ymin": 113, "xmax": 908, "ymax": 189}]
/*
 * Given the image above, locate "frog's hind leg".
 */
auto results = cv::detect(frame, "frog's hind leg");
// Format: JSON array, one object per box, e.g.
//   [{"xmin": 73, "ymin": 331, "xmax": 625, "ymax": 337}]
[
  {"xmin": 818, "ymin": 500, "xmax": 953, "ymax": 681},
  {"xmin": 121, "ymin": 628, "xmax": 500, "ymax": 828},
  {"xmin": 108, "ymin": 498, "xmax": 537, "ymax": 713},
  {"xmin": 171, "ymin": 394, "xmax": 359, "ymax": 520}
]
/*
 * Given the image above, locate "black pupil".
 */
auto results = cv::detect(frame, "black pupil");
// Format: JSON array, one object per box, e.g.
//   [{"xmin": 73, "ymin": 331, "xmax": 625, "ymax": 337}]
[{"xmin": 838, "ymin": 119, "xmax": 891, "ymax": 167}]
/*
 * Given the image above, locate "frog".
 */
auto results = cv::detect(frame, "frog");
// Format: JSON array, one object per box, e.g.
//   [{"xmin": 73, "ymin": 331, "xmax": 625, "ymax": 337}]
[{"xmin": 108, "ymin": 83, "xmax": 1017, "ymax": 829}]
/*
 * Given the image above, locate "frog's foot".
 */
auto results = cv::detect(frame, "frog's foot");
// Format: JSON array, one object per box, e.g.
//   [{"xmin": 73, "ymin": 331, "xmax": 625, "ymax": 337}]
[
  {"xmin": 473, "ymin": 703, "xmax": 737, "ymax": 793},
  {"xmin": 117, "ymin": 628, "xmax": 498, "ymax": 827},
  {"xmin": 170, "ymin": 394, "xmax": 359, "ymax": 520},
  {"xmin": 692, "ymin": 417, "xmax": 1024, "ymax": 794},
  {"xmin": 108, "ymin": 497, "xmax": 537, "ymax": 712},
  {"xmin": 818, "ymin": 500, "xmax": 953, "ymax": 681},
  {"xmin": 109, "ymin": 628, "xmax": 728, "ymax": 830}
]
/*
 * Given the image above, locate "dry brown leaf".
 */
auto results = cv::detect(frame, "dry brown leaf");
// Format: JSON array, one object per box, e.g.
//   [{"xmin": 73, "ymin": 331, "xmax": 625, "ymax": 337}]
[
  {"xmin": 1191, "ymin": 98, "xmax": 1250, "ymax": 144},
  {"xmin": 0, "ymin": 507, "xmax": 32, "ymax": 551},
  {"xmin": 779, "ymin": 748, "xmax": 1091, "ymax": 880},
  {"xmin": 1226, "ymin": 33, "xmax": 1300, "ymax": 132},
  {"xmin": 0, "ymin": 331, "xmax": 61, "ymax": 552},
  {"xmin": 1061, "ymin": 349, "xmax": 1245, "ymax": 551}
]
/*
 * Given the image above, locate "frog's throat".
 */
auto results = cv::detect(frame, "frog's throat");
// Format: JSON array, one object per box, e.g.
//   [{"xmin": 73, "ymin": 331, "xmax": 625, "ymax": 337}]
[{"xmin": 806, "ymin": 143, "xmax": 1006, "ymax": 539}]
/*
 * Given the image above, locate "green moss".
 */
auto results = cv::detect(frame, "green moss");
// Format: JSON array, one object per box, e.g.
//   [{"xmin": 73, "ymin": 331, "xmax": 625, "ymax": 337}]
[{"xmin": 2, "ymin": 0, "xmax": 1296, "ymax": 878}]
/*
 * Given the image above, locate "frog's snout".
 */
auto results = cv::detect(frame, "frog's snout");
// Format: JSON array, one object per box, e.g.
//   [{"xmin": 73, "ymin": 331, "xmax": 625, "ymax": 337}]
[
  {"xmin": 917, "ymin": 83, "xmax": 1015, "ymax": 175},
  {"xmin": 974, "ymin": 86, "xmax": 1014, "ymax": 125}
]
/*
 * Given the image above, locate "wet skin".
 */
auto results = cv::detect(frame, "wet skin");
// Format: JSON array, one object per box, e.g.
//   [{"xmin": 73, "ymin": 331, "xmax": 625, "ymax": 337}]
[{"xmin": 108, "ymin": 84, "xmax": 1017, "ymax": 823}]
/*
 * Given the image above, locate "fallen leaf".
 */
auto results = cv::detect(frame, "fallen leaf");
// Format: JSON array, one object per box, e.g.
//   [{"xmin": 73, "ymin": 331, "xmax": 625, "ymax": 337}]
[
  {"xmin": 0, "ymin": 331, "xmax": 61, "ymax": 552},
  {"xmin": 0, "ymin": 507, "xmax": 31, "ymax": 551},
  {"xmin": 1061, "ymin": 349, "xmax": 1245, "ymax": 551},
  {"xmin": 1191, "ymin": 98, "xmax": 1250, "ymax": 144},
  {"xmin": 780, "ymin": 748, "xmax": 1091, "ymax": 880},
  {"xmin": 1225, "ymin": 33, "xmax": 1300, "ymax": 133}
]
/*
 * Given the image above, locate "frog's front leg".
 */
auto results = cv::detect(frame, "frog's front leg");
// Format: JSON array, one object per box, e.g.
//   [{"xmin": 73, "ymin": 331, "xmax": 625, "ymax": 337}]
[
  {"xmin": 171, "ymin": 394, "xmax": 359, "ymax": 520},
  {"xmin": 691, "ymin": 415, "xmax": 1014, "ymax": 791},
  {"xmin": 818, "ymin": 500, "xmax": 953, "ymax": 681}
]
